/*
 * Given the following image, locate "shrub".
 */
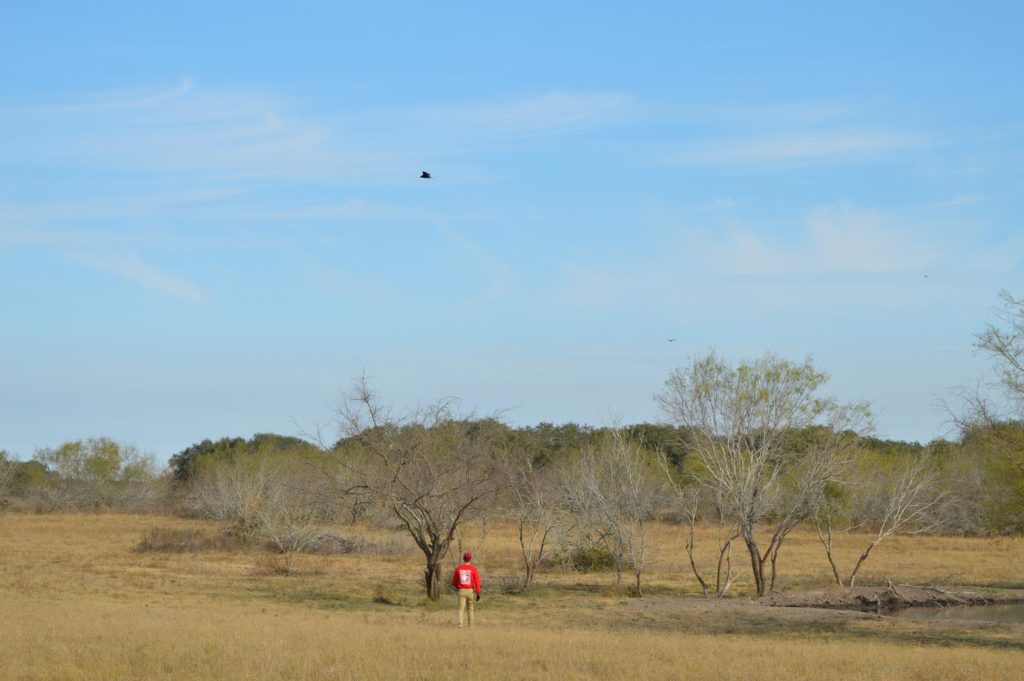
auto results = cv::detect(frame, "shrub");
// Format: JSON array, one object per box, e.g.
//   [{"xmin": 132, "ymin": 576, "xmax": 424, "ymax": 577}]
[
  {"xmin": 372, "ymin": 589, "xmax": 397, "ymax": 605},
  {"xmin": 488, "ymin": 574, "xmax": 525, "ymax": 595},
  {"xmin": 565, "ymin": 545, "xmax": 616, "ymax": 572},
  {"xmin": 263, "ymin": 531, "xmax": 366, "ymax": 556},
  {"xmin": 251, "ymin": 555, "xmax": 293, "ymax": 576},
  {"xmin": 134, "ymin": 527, "xmax": 242, "ymax": 553}
]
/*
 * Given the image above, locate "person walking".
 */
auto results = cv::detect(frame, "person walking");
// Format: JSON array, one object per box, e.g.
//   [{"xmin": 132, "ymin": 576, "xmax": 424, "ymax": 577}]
[{"xmin": 452, "ymin": 551, "xmax": 481, "ymax": 628}]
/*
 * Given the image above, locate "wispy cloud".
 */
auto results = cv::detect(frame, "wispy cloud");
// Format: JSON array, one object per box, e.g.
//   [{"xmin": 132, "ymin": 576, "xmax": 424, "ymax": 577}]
[
  {"xmin": 1, "ymin": 80, "xmax": 632, "ymax": 307},
  {"xmin": 228, "ymin": 198, "xmax": 410, "ymax": 223},
  {"xmin": 0, "ymin": 226, "xmax": 135, "ymax": 250},
  {"xmin": 556, "ymin": 262, "xmax": 630, "ymax": 310},
  {"xmin": 551, "ymin": 202, "xmax": 991, "ymax": 317},
  {"xmin": 2, "ymin": 80, "xmax": 632, "ymax": 186},
  {"xmin": 438, "ymin": 226, "xmax": 514, "ymax": 306},
  {"xmin": 696, "ymin": 203, "xmax": 936, "ymax": 275},
  {"xmin": 30, "ymin": 77, "xmax": 196, "ymax": 113},
  {"xmin": 691, "ymin": 96, "xmax": 883, "ymax": 129},
  {"xmin": 65, "ymin": 250, "xmax": 208, "ymax": 302},
  {"xmin": 678, "ymin": 130, "xmax": 920, "ymax": 165},
  {"xmin": 926, "ymin": 194, "xmax": 988, "ymax": 208},
  {"xmin": 1, "ymin": 187, "xmax": 246, "ymax": 227},
  {"xmin": 414, "ymin": 91, "xmax": 633, "ymax": 141},
  {"xmin": 0, "ymin": 187, "xmax": 440, "ymax": 272}
]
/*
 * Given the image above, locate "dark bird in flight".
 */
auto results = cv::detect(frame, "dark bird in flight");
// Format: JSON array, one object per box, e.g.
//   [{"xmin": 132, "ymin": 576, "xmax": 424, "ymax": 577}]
[
  {"xmin": 420, "ymin": 171, "xmax": 431, "ymax": 179},
  {"xmin": 667, "ymin": 338, "xmax": 678, "ymax": 343}
]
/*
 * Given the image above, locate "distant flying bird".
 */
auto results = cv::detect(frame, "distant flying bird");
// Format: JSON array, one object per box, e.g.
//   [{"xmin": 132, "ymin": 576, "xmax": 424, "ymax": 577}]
[
  {"xmin": 420, "ymin": 171, "xmax": 431, "ymax": 179},
  {"xmin": 667, "ymin": 338, "xmax": 678, "ymax": 343}
]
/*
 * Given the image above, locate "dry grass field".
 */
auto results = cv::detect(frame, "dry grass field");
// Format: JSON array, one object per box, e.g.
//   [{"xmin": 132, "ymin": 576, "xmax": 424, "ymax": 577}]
[{"xmin": 2, "ymin": 514, "xmax": 1022, "ymax": 680}]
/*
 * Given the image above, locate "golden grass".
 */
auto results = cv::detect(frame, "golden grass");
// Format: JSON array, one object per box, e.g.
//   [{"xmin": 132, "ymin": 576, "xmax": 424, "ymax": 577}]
[
  {"xmin": 1, "ymin": 514, "xmax": 1022, "ymax": 680},
  {"xmin": 684, "ymin": 525, "xmax": 1024, "ymax": 592},
  {"xmin": 6, "ymin": 596, "xmax": 1023, "ymax": 681}
]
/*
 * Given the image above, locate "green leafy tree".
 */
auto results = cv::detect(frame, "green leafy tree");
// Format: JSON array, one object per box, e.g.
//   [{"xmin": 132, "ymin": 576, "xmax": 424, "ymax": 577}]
[
  {"xmin": 10, "ymin": 460, "xmax": 50, "ymax": 492},
  {"xmin": 32, "ymin": 438, "xmax": 158, "ymax": 510},
  {"xmin": 35, "ymin": 438, "xmax": 154, "ymax": 483},
  {"xmin": 170, "ymin": 434, "xmax": 319, "ymax": 485},
  {"xmin": 169, "ymin": 438, "xmax": 246, "ymax": 484}
]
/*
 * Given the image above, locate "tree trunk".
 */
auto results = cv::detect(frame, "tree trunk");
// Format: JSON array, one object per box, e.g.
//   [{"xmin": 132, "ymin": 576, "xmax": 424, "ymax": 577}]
[
  {"xmin": 847, "ymin": 539, "xmax": 881, "ymax": 588},
  {"xmin": 613, "ymin": 543, "xmax": 624, "ymax": 588},
  {"xmin": 424, "ymin": 555, "xmax": 444, "ymax": 600},
  {"xmin": 715, "ymin": 537, "xmax": 737, "ymax": 597},
  {"xmin": 743, "ymin": 533, "xmax": 766, "ymax": 597},
  {"xmin": 815, "ymin": 521, "xmax": 844, "ymax": 587},
  {"xmin": 768, "ymin": 540, "xmax": 782, "ymax": 593},
  {"xmin": 685, "ymin": 522, "xmax": 710, "ymax": 596},
  {"xmin": 518, "ymin": 520, "xmax": 539, "ymax": 591}
]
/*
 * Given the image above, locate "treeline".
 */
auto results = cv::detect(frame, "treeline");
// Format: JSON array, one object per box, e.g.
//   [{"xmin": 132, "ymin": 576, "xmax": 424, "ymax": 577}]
[
  {"xmin": 2, "ymin": 408, "xmax": 1022, "ymax": 597},
  {"xmin": 2, "ymin": 419, "xmax": 1021, "ymax": 537}
]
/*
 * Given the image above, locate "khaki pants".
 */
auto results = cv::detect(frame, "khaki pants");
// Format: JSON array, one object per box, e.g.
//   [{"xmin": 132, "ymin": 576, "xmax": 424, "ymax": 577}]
[{"xmin": 457, "ymin": 588, "xmax": 475, "ymax": 628}]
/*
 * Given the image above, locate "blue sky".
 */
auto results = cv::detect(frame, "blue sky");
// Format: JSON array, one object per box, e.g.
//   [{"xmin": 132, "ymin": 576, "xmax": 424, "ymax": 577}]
[{"xmin": 2, "ymin": 2, "xmax": 1022, "ymax": 463}]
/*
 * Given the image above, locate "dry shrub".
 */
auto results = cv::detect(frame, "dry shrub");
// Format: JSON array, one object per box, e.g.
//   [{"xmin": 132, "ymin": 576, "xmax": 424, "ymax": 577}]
[
  {"xmin": 134, "ymin": 527, "xmax": 242, "ymax": 553},
  {"xmin": 488, "ymin": 574, "xmax": 525, "ymax": 595},
  {"xmin": 363, "ymin": 536, "xmax": 412, "ymax": 556},
  {"xmin": 564, "ymin": 544, "xmax": 617, "ymax": 572},
  {"xmin": 263, "ymin": 531, "xmax": 366, "ymax": 556},
  {"xmin": 251, "ymin": 555, "xmax": 294, "ymax": 576},
  {"xmin": 371, "ymin": 588, "xmax": 398, "ymax": 605}
]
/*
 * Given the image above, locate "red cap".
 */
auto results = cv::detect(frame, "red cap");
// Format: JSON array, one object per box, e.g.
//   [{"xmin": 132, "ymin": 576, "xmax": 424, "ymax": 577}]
[{"xmin": 463, "ymin": 552, "xmax": 472, "ymax": 562}]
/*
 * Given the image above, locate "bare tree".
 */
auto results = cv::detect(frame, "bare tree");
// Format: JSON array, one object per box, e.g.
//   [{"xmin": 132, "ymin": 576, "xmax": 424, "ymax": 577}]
[
  {"xmin": 502, "ymin": 448, "xmax": 567, "ymax": 591},
  {"xmin": 450, "ymin": 519, "xmax": 490, "ymax": 572},
  {"xmin": 939, "ymin": 290, "xmax": 1024, "ymax": 534},
  {"xmin": 815, "ymin": 452, "xmax": 944, "ymax": 587},
  {"xmin": 185, "ymin": 452, "xmax": 337, "ymax": 572},
  {"xmin": 186, "ymin": 455, "xmax": 279, "ymax": 541},
  {"xmin": 968, "ymin": 289, "xmax": 1024, "ymax": 475},
  {"xmin": 657, "ymin": 352, "xmax": 870, "ymax": 597},
  {"xmin": 261, "ymin": 509, "xmax": 324, "ymax": 571},
  {"xmin": 959, "ymin": 289, "xmax": 1024, "ymax": 472},
  {"xmin": 337, "ymin": 379, "xmax": 506, "ymax": 599},
  {"xmin": 562, "ymin": 430, "xmax": 665, "ymax": 595},
  {"xmin": 660, "ymin": 462, "xmax": 740, "ymax": 597},
  {"xmin": 976, "ymin": 289, "xmax": 1024, "ymax": 408}
]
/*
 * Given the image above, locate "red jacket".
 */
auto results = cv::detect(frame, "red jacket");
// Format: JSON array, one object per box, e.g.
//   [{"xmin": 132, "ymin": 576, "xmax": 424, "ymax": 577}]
[{"xmin": 452, "ymin": 562, "xmax": 481, "ymax": 593}]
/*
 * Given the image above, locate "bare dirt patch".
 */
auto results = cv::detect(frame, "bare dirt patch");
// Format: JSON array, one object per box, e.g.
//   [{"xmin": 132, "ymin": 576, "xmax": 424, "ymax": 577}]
[
  {"xmin": 761, "ymin": 585, "xmax": 1024, "ymax": 611},
  {"xmin": 607, "ymin": 591, "xmax": 1024, "ymax": 652}
]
